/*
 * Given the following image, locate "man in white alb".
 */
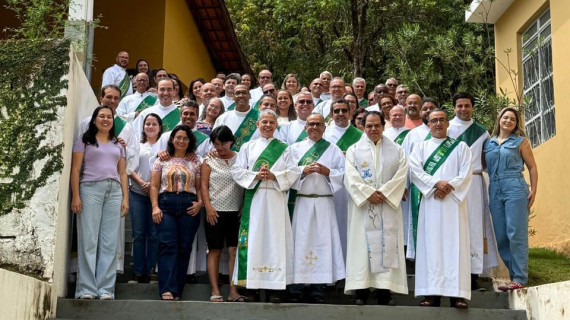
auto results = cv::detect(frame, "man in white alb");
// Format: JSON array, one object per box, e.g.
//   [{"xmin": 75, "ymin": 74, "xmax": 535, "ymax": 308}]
[
  {"xmin": 409, "ymin": 109, "xmax": 472, "ymax": 308},
  {"xmin": 101, "ymin": 51, "xmax": 133, "ymax": 99},
  {"xmin": 447, "ymin": 92, "xmax": 498, "ymax": 289},
  {"xmin": 288, "ymin": 113, "xmax": 345, "ymax": 303},
  {"xmin": 116, "ymin": 73, "xmax": 157, "ymax": 122},
  {"xmin": 344, "ymin": 111, "xmax": 409, "ymax": 306}
]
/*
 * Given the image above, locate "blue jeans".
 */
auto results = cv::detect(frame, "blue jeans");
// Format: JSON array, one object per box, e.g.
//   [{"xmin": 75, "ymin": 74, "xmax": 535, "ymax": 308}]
[
  {"xmin": 129, "ymin": 190, "xmax": 158, "ymax": 276},
  {"xmin": 156, "ymin": 192, "xmax": 201, "ymax": 297},
  {"xmin": 75, "ymin": 179, "xmax": 122, "ymax": 299},
  {"xmin": 489, "ymin": 175, "xmax": 529, "ymax": 284}
]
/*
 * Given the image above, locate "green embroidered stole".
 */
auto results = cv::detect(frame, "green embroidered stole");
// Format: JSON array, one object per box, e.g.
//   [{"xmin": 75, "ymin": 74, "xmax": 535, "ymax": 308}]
[
  {"xmin": 118, "ymin": 73, "xmax": 130, "ymax": 99},
  {"xmin": 393, "ymin": 129, "xmax": 410, "ymax": 145},
  {"xmin": 358, "ymin": 98, "xmax": 368, "ymax": 107},
  {"xmin": 287, "ymin": 138, "xmax": 331, "ymax": 219},
  {"xmin": 161, "ymin": 108, "xmax": 181, "ymax": 132},
  {"xmin": 114, "ymin": 116, "xmax": 127, "ymax": 136},
  {"xmin": 455, "ymin": 122, "xmax": 487, "ymax": 147},
  {"xmin": 193, "ymin": 130, "xmax": 208, "ymax": 147},
  {"xmin": 336, "ymin": 125, "xmax": 363, "ymax": 152},
  {"xmin": 135, "ymin": 95, "xmax": 157, "ymax": 112},
  {"xmin": 237, "ymin": 139, "xmax": 288, "ymax": 286},
  {"xmin": 226, "ymin": 102, "xmax": 236, "ymax": 111},
  {"xmin": 411, "ymin": 136, "xmax": 460, "ymax": 249},
  {"xmin": 231, "ymin": 109, "xmax": 260, "ymax": 152}
]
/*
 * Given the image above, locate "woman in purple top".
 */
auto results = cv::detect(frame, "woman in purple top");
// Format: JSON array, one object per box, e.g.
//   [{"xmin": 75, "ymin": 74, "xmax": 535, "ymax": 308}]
[{"xmin": 70, "ymin": 105, "xmax": 129, "ymax": 300}]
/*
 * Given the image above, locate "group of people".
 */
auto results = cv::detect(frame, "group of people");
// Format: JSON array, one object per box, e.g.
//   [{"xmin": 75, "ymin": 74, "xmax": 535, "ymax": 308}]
[{"xmin": 69, "ymin": 50, "xmax": 538, "ymax": 308}]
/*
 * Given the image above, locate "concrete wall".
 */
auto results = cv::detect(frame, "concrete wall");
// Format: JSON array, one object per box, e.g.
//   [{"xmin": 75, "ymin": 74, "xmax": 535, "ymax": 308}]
[
  {"xmin": 510, "ymin": 280, "xmax": 570, "ymax": 320},
  {"xmin": 0, "ymin": 269, "xmax": 54, "ymax": 320},
  {"xmin": 494, "ymin": 0, "xmax": 570, "ymax": 254}
]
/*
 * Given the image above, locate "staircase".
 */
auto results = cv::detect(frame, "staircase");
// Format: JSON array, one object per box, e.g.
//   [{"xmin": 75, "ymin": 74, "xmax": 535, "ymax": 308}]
[
  {"xmin": 54, "ymin": 276, "xmax": 525, "ymax": 320},
  {"xmin": 54, "ymin": 216, "xmax": 526, "ymax": 320}
]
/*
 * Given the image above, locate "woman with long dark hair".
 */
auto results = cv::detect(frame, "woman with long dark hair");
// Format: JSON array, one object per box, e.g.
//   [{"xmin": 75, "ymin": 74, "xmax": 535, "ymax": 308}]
[
  {"xmin": 71, "ymin": 105, "xmax": 129, "ymax": 300},
  {"xmin": 150, "ymin": 125, "xmax": 203, "ymax": 300}
]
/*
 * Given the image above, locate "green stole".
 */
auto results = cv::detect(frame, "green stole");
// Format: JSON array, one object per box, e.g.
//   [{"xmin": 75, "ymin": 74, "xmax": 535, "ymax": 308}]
[
  {"xmin": 393, "ymin": 129, "xmax": 410, "ymax": 145},
  {"xmin": 336, "ymin": 125, "xmax": 363, "ymax": 152},
  {"xmin": 231, "ymin": 109, "xmax": 260, "ymax": 152},
  {"xmin": 455, "ymin": 122, "xmax": 487, "ymax": 147},
  {"xmin": 161, "ymin": 108, "xmax": 181, "ymax": 132},
  {"xmin": 193, "ymin": 130, "xmax": 208, "ymax": 147},
  {"xmin": 226, "ymin": 102, "xmax": 236, "ymax": 111},
  {"xmin": 295, "ymin": 129, "xmax": 308, "ymax": 143},
  {"xmin": 358, "ymin": 98, "xmax": 368, "ymax": 107},
  {"xmin": 252, "ymin": 99, "xmax": 261, "ymax": 110},
  {"xmin": 410, "ymin": 131, "xmax": 431, "ymax": 250},
  {"xmin": 114, "ymin": 116, "xmax": 127, "ymax": 136},
  {"xmin": 287, "ymin": 138, "xmax": 331, "ymax": 219},
  {"xmin": 411, "ymin": 135, "xmax": 460, "ymax": 249},
  {"xmin": 135, "ymin": 95, "xmax": 157, "ymax": 112},
  {"xmin": 118, "ymin": 72, "xmax": 131, "ymax": 99},
  {"xmin": 237, "ymin": 139, "xmax": 288, "ymax": 286}
]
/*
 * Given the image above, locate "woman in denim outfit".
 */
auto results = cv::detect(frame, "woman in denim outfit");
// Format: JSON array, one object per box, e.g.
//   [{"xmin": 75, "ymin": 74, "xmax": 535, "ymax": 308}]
[
  {"xmin": 484, "ymin": 107, "xmax": 538, "ymax": 291},
  {"xmin": 150, "ymin": 125, "xmax": 203, "ymax": 300}
]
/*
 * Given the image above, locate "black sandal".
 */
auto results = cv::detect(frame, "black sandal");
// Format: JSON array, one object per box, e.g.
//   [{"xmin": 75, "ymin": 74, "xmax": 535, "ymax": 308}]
[{"xmin": 450, "ymin": 297, "xmax": 468, "ymax": 309}]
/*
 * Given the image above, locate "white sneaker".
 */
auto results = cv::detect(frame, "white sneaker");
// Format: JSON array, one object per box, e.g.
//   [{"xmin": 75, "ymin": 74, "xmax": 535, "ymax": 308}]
[
  {"xmin": 79, "ymin": 294, "xmax": 94, "ymax": 300},
  {"xmin": 99, "ymin": 293, "xmax": 113, "ymax": 300}
]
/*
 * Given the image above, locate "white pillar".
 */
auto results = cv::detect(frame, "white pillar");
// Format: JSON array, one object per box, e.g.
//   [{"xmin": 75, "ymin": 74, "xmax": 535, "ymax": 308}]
[{"xmin": 65, "ymin": 0, "xmax": 95, "ymax": 80}]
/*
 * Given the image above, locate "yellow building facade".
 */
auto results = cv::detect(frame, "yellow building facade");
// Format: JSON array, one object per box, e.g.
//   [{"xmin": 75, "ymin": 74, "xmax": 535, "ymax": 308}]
[
  {"xmin": 467, "ymin": 0, "xmax": 570, "ymax": 253},
  {"xmin": 91, "ymin": 0, "xmax": 252, "ymax": 95}
]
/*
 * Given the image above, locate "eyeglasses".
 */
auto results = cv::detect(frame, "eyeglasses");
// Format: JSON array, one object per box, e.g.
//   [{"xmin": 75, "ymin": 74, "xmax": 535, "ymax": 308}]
[
  {"xmin": 297, "ymin": 100, "xmax": 313, "ymax": 105},
  {"xmin": 387, "ymin": 83, "xmax": 398, "ymax": 87},
  {"xmin": 331, "ymin": 85, "xmax": 344, "ymax": 89},
  {"xmin": 263, "ymin": 89, "xmax": 276, "ymax": 94},
  {"xmin": 307, "ymin": 122, "xmax": 324, "ymax": 127},
  {"xmin": 428, "ymin": 118, "xmax": 447, "ymax": 124},
  {"xmin": 333, "ymin": 108, "xmax": 349, "ymax": 114},
  {"xmin": 136, "ymin": 79, "xmax": 148, "ymax": 82},
  {"xmin": 234, "ymin": 90, "xmax": 248, "ymax": 96},
  {"xmin": 174, "ymin": 136, "xmax": 190, "ymax": 142},
  {"xmin": 260, "ymin": 76, "xmax": 272, "ymax": 79}
]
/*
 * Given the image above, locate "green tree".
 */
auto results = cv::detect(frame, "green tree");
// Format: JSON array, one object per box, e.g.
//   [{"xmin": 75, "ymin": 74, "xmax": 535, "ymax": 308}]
[{"xmin": 226, "ymin": 0, "xmax": 501, "ymax": 126}]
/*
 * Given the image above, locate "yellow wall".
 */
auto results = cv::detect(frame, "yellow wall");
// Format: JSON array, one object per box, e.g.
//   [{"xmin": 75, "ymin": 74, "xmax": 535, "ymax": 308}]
[
  {"xmin": 163, "ymin": 0, "xmax": 216, "ymax": 90},
  {"xmin": 494, "ymin": 0, "xmax": 570, "ymax": 252},
  {"xmin": 92, "ymin": 0, "xmax": 215, "ymax": 96},
  {"xmin": 92, "ymin": 1, "xmax": 166, "ymax": 95}
]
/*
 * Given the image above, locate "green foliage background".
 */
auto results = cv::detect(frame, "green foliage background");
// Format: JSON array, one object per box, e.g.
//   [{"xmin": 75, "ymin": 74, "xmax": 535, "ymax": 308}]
[
  {"xmin": 226, "ymin": 0, "xmax": 502, "ymax": 127},
  {"xmin": 0, "ymin": 39, "xmax": 70, "ymax": 215}
]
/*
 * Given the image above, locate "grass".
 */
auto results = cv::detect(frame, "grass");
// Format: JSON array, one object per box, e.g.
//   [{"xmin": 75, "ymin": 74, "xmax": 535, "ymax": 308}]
[{"xmin": 527, "ymin": 248, "xmax": 570, "ymax": 286}]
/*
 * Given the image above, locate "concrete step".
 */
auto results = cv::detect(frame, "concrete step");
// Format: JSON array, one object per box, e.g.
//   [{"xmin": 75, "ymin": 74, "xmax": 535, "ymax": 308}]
[
  {"xmin": 109, "ymin": 283, "xmax": 509, "ymax": 309},
  {"xmin": 55, "ymin": 298, "xmax": 526, "ymax": 320}
]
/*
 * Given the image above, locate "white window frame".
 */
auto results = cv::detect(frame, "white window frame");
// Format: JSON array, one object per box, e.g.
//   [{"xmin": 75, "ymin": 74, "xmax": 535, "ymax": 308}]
[{"xmin": 522, "ymin": 8, "xmax": 555, "ymax": 148}]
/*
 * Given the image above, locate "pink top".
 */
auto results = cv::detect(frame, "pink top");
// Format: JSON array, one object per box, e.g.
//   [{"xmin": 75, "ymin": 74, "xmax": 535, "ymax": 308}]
[
  {"xmin": 405, "ymin": 117, "xmax": 423, "ymax": 129},
  {"xmin": 151, "ymin": 157, "xmax": 201, "ymax": 194}
]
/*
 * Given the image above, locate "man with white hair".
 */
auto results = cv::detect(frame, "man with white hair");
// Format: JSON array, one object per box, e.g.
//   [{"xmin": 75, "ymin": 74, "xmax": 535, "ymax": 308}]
[
  {"xmin": 353, "ymin": 78, "xmax": 368, "ymax": 107},
  {"xmin": 386, "ymin": 78, "xmax": 399, "ymax": 98},
  {"xmin": 116, "ymin": 73, "xmax": 157, "ymax": 122},
  {"xmin": 319, "ymin": 71, "xmax": 333, "ymax": 101},
  {"xmin": 231, "ymin": 109, "xmax": 299, "ymax": 302},
  {"xmin": 383, "ymin": 105, "xmax": 410, "ymax": 145},
  {"xmin": 315, "ymin": 77, "xmax": 346, "ymax": 122}
]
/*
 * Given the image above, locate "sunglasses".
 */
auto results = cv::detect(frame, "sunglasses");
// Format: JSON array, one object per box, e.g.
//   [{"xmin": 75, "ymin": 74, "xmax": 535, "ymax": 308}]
[
  {"xmin": 263, "ymin": 89, "xmax": 276, "ymax": 94},
  {"xmin": 297, "ymin": 100, "xmax": 313, "ymax": 105},
  {"xmin": 333, "ymin": 108, "xmax": 349, "ymax": 114}
]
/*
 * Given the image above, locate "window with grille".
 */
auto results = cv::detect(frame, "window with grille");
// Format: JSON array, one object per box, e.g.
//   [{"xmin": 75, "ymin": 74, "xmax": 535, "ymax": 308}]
[{"xmin": 522, "ymin": 8, "xmax": 554, "ymax": 148}]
